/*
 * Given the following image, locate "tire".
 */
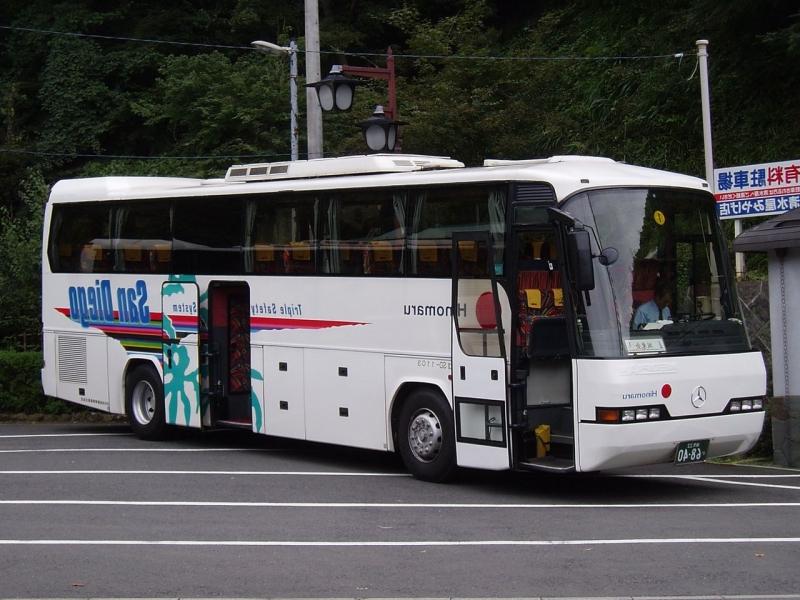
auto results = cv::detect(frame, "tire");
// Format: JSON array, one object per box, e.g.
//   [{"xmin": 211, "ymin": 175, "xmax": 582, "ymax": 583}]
[
  {"xmin": 125, "ymin": 364, "xmax": 168, "ymax": 440},
  {"xmin": 397, "ymin": 388, "xmax": 456, "ymax": 482}
]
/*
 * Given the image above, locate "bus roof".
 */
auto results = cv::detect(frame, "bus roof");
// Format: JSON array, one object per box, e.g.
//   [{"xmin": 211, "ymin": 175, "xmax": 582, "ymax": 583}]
[{"xmin": 48, "ymin": 154, "xmax": 710, "ymax": 204}]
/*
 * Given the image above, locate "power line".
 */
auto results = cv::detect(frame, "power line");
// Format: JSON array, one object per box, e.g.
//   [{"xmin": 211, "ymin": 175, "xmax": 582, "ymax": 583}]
[
  {"xmin": 0, "ymin": 148, "xmax": 295, "ymax": 160},
  {"xmin": 0, "ymin": 25, "xmax": 252, "ymax": 50},
  {"xmin": 0, "ymin": 24, "xmax": 693, "ymax": 62}
]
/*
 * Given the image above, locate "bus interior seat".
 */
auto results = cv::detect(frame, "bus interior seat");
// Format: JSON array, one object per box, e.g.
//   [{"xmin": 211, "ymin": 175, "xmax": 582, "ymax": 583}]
[
  {"xmin": 153, "ymin": 243, "xmax": 171, "ymax": 265},
  {"xmin": 254, "ymin": 244, "xmax": 280, "ymax": 274},
  {"xmin": 516, "ymin": 263, "xmax": 563, "ymax": 347},
  {"xmin": 415, "ymin": 242, "xmax": 448, "ymax": 275},
  {"xmin": 368, "ymin": 241, "xmax": 401, "ymax": 275},
  {"xmin": 81, "ymin": 243, "xmax": 107, "ymax": 272},
  {"xmin": 334, "ymin": 243, "xmax": 365, "ymax": 275},
  {"xmin": 123, "ymin": 246, "xmax": 143, "ymax": 271},
  {"xmin": 285, "ymin": 242, "xmax": 315, "ymax": 274}
]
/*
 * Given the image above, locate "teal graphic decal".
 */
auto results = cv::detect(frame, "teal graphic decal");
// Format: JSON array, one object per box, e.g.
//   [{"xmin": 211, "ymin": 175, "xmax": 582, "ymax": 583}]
[
  {"xmin": 162, "ymin": 275, "xmax": 203, "ymax": 427},
  {"xmin": 251, "ymin": 368, "xmax": 264, "ymax": 433}
]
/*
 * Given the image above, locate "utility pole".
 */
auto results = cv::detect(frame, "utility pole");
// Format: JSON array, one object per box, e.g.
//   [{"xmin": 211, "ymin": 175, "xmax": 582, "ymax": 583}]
[
  {"xmin": 251, "ymin": 39, "xmax": 298, "ymax": 161},
  {"xmin": 697, "ymin": 39, "xmax": 744, "ymax": 278},
  {"xmin": 305, "ymin": 0, "xmax": 323, "ymax": 159}
]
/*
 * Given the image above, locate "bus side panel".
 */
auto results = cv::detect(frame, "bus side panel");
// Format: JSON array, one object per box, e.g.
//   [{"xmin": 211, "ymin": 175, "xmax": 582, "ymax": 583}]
[
  {"xmin": 304, "ymin": 348, "xmax": 387, "ymax": 451},
  {"xmin": 384, "ymin": 354, "xmax": 452, "ymax": 452},
  {"xmin": 574, "ymin": 352, "xmax": 766, "ymax": 471},
  {"xmin": 262, "ymin": 345, "xmax": 306, "ymax": 439},
  {"xmin": 41, "ymin": 330, "xmax": 57, "ymax": 398},
  {"xmin": 106, "ymin": 342, "xmax": 133, "ymax": 415},
  {"xmin": 54, "ymin": 332, "xmax": 110, "ymax": 412}
]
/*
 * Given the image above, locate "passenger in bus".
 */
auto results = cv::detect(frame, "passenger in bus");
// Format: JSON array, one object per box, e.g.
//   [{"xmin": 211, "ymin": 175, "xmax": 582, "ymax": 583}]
[{"xmin": 633, "ymin": 279, "xmax": 672, "ymax": 329}]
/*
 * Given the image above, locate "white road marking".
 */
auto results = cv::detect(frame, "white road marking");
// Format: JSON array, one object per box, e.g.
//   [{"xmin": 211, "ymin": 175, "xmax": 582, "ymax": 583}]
[
  {"xmin": 0, "ymin": 447, "xmax": 286, "ymax": 454},
  {"xmin": 679, "ymin": 476, "xmax": 800, "ymax": 491},
  {"xmin": 621, "ymin": 474, "xmax": 800, "ymax": 491},
  {"xmin": 0, "ymin": 537, "xmax": 798, "ymax": 547},
  {"xmin": 624, "ymin": 474, "xmax": 800, "ymax": 479},
  {"xmin": 0, "ymin": 499, "xmax": 798, "ymax": 509},
  {"xmin": 731, "ymin": 461, "xmax": 800, "ymax": 473},
  {"xmin": 0, "ymin": 432, "xmax": 131, "ymax": 439},
  {"xmin": 0, "ymin": 470, "xmax": 407, "ymax": 477}
]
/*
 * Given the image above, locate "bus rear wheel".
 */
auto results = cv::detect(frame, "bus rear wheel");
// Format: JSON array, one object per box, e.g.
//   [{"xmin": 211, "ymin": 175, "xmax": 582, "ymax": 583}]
[
  {"xmin": 397, "ymin": 389, "xmax": 456, "ymax": 482},
  {"xmin": 125, "ymin": 364, "xmax": 168, "ymax": 440}
]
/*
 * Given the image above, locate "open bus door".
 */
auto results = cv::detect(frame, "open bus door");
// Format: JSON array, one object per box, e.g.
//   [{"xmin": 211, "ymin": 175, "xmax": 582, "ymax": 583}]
[
  {"xmin": 451, "ymin": 232, "xmax": 511, "ymax": 471},
  {"xmin": 161, "ymin": 281, "xmax": 202, "ymax": 429}
]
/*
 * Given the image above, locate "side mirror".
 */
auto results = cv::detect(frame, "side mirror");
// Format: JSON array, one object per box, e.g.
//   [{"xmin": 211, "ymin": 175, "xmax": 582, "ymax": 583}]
[
  {"xmin": 598, "ymin": 246, "xmax": 619, "ymax": 266},
  {"xmin": 567, "ymin": 229, "xmax": 595, "ymax": 291}
]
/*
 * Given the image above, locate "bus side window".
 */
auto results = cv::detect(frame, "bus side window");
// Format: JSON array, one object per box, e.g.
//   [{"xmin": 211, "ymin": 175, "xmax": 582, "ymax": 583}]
[
  {"xmin": 174, "ymin": 197, "xmax": 245, "ymax": 275},
  {"xmin": 247, "ymin": 195, "xmax": 317, "ymax": 275},
  {"xmin": 409, "ymin": 186, "xmax": 505, "ymax": 277},
  {"xmin": 49, "ymin": 204, "xmax": 111, "ymax": 273},
  {"xmin": 113, "ymin": 202, "xmax": 172, "ymax": 274},
  {"xmin": 322, "ymin": 191, "xmax": 404, "ymax": 276}
]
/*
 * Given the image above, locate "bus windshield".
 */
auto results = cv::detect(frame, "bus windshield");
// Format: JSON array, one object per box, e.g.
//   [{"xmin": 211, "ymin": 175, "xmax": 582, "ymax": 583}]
[{"xmin": 563, "ymin": 188, "xmax": 749, "ymax": 358}]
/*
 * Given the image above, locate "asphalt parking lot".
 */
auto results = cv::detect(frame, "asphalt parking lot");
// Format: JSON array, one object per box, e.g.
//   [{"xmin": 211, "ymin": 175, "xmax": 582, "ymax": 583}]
[{"xmin": 1, "ymin": 421, "xmax": 799, "ymax": 599}]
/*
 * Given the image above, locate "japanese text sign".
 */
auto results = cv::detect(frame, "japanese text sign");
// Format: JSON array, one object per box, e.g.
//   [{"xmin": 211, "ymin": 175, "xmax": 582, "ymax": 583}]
[{"xmin": 714, "ymin": 159, "xmax": 800, "ymax": 220}]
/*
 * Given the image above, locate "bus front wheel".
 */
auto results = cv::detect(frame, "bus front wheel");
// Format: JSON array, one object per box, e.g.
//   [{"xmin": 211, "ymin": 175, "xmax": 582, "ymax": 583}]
[
  {"xmin": 397, "ymin": 389, "xmax": 456, "ymax": 482},
  {"xmin": 125, "ymin": 364, "xmax": 168, "ymax": 440}
]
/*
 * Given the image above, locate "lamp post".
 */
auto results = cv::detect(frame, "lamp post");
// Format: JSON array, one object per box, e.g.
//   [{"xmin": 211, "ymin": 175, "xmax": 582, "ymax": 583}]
[
  {"xmin": 309, "ymin": 47, "xmax": 402, "ymax": 152},
  {"xmin": 251, "ymin": 39, "xmax": 299, "ymax": 161},
  {"xmin": 359, "ymin": 105, "xmax": 400, "ymax": 152},
  {"xmin": 340, "ymin": 47, "xmax": 397, "ymax": 121}
]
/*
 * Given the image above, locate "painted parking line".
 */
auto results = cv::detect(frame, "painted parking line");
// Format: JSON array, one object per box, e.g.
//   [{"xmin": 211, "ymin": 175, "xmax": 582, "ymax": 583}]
[
  {"xmin": 622, "ymin": 474, "xmax": 800, "ymax": 491},
  {"xmin": 8, "ymin": 596, "xmax": 797, "ymax": 600},
  {"xmin": 0, "ymin": 447, "xmax": 287, "ymax": 454},
  {"xmin": 0, "ymin": 432, "xmax": 131, "ymax": 439},
  {"xmin": 0, "ymin": 536, "xmax": 798, "ymax": 547},
  {"xmin": 625, "ymin": 474, "xmax": 800, "ymax": 479},
  {"xmin": 0, "ymin": 470, "xmax": 407, "ymax": 477},
  {"xmin": 680, "ymin": 476, "xmax": 800, "ymax": 491},
  {"xmin": 1, "ymin": 499, "xmax": 798, "ymax": 508}
]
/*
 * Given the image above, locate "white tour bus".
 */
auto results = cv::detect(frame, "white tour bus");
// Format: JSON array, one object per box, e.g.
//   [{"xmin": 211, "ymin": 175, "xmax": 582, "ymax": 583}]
[{"xmin": 41, "ymin": 154, "xmax": 766, "ymax": 481}]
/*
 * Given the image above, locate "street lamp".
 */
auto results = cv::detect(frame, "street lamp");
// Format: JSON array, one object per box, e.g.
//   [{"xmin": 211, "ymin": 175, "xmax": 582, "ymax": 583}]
[
  {"xmin": 306, "ymin": 65, "xmax": 360, "ymax": 111},
  {"xmin": 251, "ymin": 39, "xmax": 299, "ymax": 161},
  {"xmin": 360, "ymin": 105, "xmax": 399, "ymax": 152},
  {"xmin": 309, "ymin": 47, "xmax": 402, "ymax": 152}
]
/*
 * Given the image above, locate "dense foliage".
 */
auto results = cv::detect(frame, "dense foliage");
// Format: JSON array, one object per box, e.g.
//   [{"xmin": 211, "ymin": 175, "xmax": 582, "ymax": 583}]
[
  {"xmin": 0, "ymin": 351, "xmax": 53, "ymax": 412},
  {"xmin": 1, "ymin": 0, "xmax": 798, "ymax": 343}
]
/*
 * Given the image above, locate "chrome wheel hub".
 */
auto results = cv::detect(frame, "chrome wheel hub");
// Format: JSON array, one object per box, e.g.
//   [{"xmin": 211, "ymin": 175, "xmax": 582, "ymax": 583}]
[
  {"xmin": 408, "ymin": 409, "xmax": 442, "ymax": 463},
  {"xmin": 131, "ymin": 380, "xmax": 156, "ymax": 425}
]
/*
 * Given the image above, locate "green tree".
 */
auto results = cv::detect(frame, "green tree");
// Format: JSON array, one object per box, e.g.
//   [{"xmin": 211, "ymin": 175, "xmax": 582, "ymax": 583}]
[{"xmin": 0, "ymin": 168, "xmax": 48, "ymax": 344}]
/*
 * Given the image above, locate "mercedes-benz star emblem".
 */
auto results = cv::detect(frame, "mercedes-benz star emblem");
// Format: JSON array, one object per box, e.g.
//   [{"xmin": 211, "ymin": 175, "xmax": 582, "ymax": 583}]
[{"xmin": 691, "ymin": 385, "xmax": 707, "ymax": 408}]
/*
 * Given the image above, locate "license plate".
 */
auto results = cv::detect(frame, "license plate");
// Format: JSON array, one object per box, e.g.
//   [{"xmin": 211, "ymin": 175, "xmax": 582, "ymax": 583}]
[{"xmin": 674, "ymin": 439, "xmax": 709, "ymax": 465}]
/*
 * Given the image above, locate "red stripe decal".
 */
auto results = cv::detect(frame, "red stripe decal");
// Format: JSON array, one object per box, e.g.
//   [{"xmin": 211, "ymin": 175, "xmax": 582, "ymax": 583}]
[{"xmin": 250, "ymin": 317, "xmax": 366, "ymax": 330}]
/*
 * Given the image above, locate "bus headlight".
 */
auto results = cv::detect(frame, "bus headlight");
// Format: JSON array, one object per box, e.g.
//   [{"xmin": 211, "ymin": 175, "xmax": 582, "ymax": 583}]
[
  {"xmin": 726, "ymin": 396, "xmax": 765, "ymax": 413},
  {"xmin": 596, "ymin": 405, "xmax": 668, "ymax": 423}
]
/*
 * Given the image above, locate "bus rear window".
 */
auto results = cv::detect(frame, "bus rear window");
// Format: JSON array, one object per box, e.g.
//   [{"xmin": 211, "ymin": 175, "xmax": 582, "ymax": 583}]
[{"xmin": 48, "ymin": 204, "xmax": 112, "ymax": 273}]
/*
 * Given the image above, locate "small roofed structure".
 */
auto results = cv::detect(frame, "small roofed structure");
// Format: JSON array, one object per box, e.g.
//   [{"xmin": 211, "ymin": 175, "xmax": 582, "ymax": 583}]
[
  {"xmin": 733, "ymin": 207, "xmax": 800, "ymax": 252},
  {"xmin": 734, "ymin": 207, "xmax": 800, "ymax": 466}
]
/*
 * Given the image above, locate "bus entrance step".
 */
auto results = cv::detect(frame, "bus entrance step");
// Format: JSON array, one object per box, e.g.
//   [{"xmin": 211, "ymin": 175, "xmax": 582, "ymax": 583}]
[
  {"xmin": 517, "ymin": 456, "xmax": 575, "ymax": 473},
  {"xmin": 215, "ymin": 418, "xmax": 253, "ymax": 430}
]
